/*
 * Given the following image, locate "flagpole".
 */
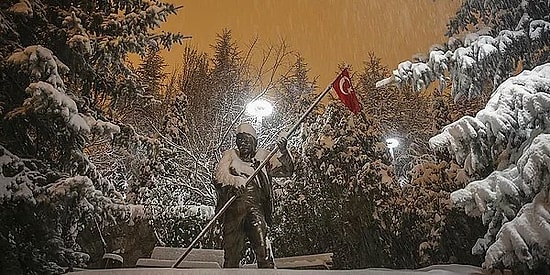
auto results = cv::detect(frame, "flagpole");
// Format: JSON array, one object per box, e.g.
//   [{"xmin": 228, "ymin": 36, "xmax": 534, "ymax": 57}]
[{"xmin": 172, "ymin": 82, "xmax": 334, "ymax": 269}]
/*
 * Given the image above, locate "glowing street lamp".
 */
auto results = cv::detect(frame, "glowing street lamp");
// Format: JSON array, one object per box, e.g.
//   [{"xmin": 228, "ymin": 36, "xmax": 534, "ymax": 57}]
[
  {"xmin": 246, "ymin": 99, "xmax": 273, "ymax": 123},
  {"xmin": 386, "ymin": 138, "xmax": 399, "ymax": 161}
]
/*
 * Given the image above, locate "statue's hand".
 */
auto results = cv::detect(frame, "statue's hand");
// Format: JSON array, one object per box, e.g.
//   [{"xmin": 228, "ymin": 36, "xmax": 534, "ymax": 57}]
[
  {"xmin": 277, "ymin": 137, "xmax": 288, "ymax": 153},
  {"xmin": 234, "ymin": 184, "xmax": 247, "ymax": 196},
  {"xmin": 233, "ymin": 176, "xmax": 247, "ymax": 188}
]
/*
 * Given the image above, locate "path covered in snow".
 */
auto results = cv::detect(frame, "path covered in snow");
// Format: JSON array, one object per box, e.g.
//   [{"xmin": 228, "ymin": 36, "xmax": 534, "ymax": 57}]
[{"xmin": 71, "ymin": 264, "xmax": 511, "ymax": 275}]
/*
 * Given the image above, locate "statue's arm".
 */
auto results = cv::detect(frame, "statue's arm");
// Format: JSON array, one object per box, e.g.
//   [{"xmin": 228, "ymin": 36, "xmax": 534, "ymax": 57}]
[{"xmin": 269, "ymin": 149, "xmax": 294, "ymax": 178}]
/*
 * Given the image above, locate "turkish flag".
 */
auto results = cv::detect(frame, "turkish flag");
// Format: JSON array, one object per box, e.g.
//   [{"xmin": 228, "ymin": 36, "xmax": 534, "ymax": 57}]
[{"xmin": 332, "ymin": 68, "xmax": 361, "ymax": 114}]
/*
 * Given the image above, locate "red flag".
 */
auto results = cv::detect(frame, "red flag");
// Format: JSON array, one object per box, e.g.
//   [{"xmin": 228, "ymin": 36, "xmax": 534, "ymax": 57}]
[{"xmin": 332, "ymin": 68, "xmax": 361, "ymax": 114}]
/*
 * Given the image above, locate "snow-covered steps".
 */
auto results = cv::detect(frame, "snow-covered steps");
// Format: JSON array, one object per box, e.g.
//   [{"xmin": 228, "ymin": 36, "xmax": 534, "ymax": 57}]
[
  {"xmin": 259, "ymin": 253, "xmax": 333, "ymax": 269},
  {"xmin": 135, "ymin": 247, "xmax": 333, "ymax": 269},
  {"xmin": 136, "ymin": 247, "xmax": 223, "ymax": 268},
  {"xmin": 136, "ymin": 258, "xmax": 221, "ymax": 269},
  {"xmin": 69, "ymin": 265, "xmax": 511, "ymax": 275}
]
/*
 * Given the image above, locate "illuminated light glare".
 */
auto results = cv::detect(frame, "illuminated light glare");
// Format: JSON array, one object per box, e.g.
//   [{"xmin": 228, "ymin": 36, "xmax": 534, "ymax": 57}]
[
  {"xmin": 386, "ymin": 138, "xmax": 399, "ymax": 149},
  {"xmin": 246, "ymin": 99, "xmax": 273, "ymax": 118}
]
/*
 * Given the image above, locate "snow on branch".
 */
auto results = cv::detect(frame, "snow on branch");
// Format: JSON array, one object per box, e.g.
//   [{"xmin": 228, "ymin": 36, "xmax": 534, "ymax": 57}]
[
  {"xmin": 6, "ymin": 45, "xmax": 123, "ymax": 138},
  {"xmin": 8, "ymin": 45, "xmax": 69, "ymax": 89},
  {"xmin": 96, "ymin": 1, "xmax": 186, "ymax": 55},
  {"xmin": 442, "ymin": 63, "xmax": 550, "ymax": 269},
  {"xmin": 484, "ymin": 189, "xmax": 550, "ymax": 270},
  {"xmin": 450, "ymin": 133, "xmax": 550, "ymax": 269},
  {"xmin": 376, "ymin": 19, "xmax": 549, "ymax": 100},
  {"xmin": 0, "ymin": 145, "xmax": 39, "ymax": 204},
  {"xmin": 83, "ymin": 115, "xmax": 121, "ymax": 139},
  {"xmin": 516, "ymin": 134, "xmax": 550, "ymax": 195},
  {"xmin": 0, "ymin": 145, "xmax": 127, "ymax": 219},
  {"xmin": 430, "ymin": 63, "xmax": 550, "ymax": 174},
  {"xmin": 451, "ymin": 166, "xmax": 520, "ymax": 220},
  {"xmin": 529, "ymin": 20, "xmax": 550, "ymax": 41},
  {"xmin": 19, "ymin": 81, "xmax": 90, "ymax": 133},
  {"xmin": 62, "ymin": 12, "xmax": 92, "ymax": 55},
  {"xmin": 8, "ymin": 0, "xmax": 32, "ymax": 17}
]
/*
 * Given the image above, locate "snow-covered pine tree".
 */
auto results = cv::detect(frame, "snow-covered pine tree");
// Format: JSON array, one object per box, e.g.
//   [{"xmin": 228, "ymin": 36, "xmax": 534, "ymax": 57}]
[
  {"xmin": 176, "ymin": 46, "xmax": 210, "ymax": 133},
  {"xmin": 275, "ymin": 53, "xmax": 317, "ymax": 121},
  {"xmin": 170, "ymin": 29, "xmax": 253, "ymax": 166},
  {"xmin": 0, "ymin": 0, "xmax": 184, "ymax": 272},
  {"xmin": 437, "ymin": 64, "xmax": 550, "ymax": 272},
  {"xmin": 377, "ymin": 0, "xmax": 549, "ymax": 100},
  {"xmin": 165, "ymin": 29, "xmax": 252, "ymax": 207},
  {"xmin": 378, "ymin": 0, "xmax": 550, "ymax": 272},
  {"xmin": 271, "ymin": 96, "xmax": 401, "ymax": 268},
  {"xmin": 352, "ymin": 52, "xmax": 488, "ymax": 267},
  {"xmin": 180, "ymin": 33, "xmax": 248, "ymax": 190},
  {"xmin": 137, "ymin": 50, "xmax": 169, "ymax": 97},
  {"xmin": 120, "ymin": 49, "xmax": 168, "ymax": 133},
  {"xmin": 357, "ymin": 52, "xmax": 435, "ymax": 178},
  {"xmin": 207, "ymin": 29, "xmax": 252, "ymax": 153}
]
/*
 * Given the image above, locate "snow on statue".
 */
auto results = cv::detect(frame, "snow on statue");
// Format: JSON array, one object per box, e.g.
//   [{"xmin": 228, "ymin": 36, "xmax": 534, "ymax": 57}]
[{"xmin": 214, "ymin": 123, "xmax": 294, "ymax": 268}]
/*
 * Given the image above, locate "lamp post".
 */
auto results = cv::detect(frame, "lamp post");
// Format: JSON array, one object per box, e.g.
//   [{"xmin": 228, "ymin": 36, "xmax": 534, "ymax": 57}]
[
  {"xmin": 246, "ymin": 99, "xmax": 273, "ymax": 133},
  {"xmin": 386, "ymin": 138, "xmax": 399, "ymax": 185},
  {"xmin": 386, "ymin": 138, "xmax": 399, "ymax": 161},
  {"xmin": 386, "ymin": 138, "xmax": 410, "ymax": 187}
]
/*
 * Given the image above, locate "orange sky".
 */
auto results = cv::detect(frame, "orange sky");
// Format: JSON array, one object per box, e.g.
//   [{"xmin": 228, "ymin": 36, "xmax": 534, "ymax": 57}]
[{"xmin": 159, "ymin": 0, "xmax": 459, "ymax": 86}]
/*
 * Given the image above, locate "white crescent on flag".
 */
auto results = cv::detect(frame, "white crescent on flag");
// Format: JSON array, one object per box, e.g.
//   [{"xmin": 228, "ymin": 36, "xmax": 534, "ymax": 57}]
[{"xmin": 338, "ymin": 76, "xmax": 352, "ymax": 95}]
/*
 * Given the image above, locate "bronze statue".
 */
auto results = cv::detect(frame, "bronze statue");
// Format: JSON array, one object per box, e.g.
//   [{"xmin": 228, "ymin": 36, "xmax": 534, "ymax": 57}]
[{"xmin": 214, "ymin": 123, "xmax": 294, "ymax": 268}]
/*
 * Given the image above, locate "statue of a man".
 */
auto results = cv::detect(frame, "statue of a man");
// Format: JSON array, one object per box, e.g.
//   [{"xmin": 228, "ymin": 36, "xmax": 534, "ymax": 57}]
[{"xmin": 214, "ymin": 123, "xmax": 294, "ymax": 268}]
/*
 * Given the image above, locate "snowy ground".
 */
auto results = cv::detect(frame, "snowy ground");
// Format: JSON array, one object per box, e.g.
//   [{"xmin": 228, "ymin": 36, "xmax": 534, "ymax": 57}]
[{"xmin": 70, "ymin": 265, "xmax": 511, "ymax": 275}]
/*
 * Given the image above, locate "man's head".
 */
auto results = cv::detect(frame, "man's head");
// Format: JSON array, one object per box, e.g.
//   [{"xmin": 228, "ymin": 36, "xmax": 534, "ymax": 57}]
[
  {"xmin": 236, "ymin": 123, "xmax": 257, "ymax": 158},
  {"xmin": 236, "ymin": 123, "xmax": 257, "ymax": 139}
]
